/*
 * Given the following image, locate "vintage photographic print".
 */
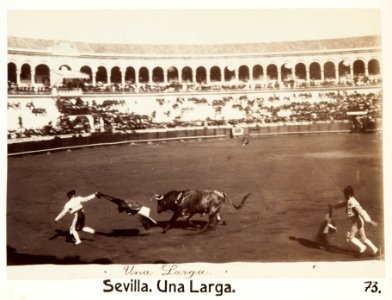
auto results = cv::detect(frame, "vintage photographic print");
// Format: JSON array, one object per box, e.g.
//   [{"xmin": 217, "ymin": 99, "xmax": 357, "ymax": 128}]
[{"xmin": 3, "ymin": 5, "xmax": 392, "ymax": 300}]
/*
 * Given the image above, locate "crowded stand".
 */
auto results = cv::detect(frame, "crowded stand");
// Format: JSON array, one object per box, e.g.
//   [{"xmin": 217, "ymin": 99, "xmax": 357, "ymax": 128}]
[
  {"xmin": 7, "ymin": 89, "xmax": 381, "ymax": 140},
  {"xmin": 7, "ymin": 35, "xmax": 383, "ymax": 142},
  {"xmin": 7, "ymin": 37, "xmax": 383, "ymax": 141},
  {"xmin": 8, "ymin": 82, "xmax": 51, "ymax": 95}
]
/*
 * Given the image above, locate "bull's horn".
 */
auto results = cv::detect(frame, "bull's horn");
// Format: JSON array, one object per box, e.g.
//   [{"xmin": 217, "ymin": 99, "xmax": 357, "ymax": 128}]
[{"xmin": 153, "ymin": 193, "xmax": 164, "ymax": 201}]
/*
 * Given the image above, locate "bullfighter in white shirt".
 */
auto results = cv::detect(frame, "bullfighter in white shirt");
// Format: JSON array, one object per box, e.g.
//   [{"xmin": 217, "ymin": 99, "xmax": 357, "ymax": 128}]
[
  {"xmin": 55, "ymin": 190, "xmax": 98, "ymax": 245},
  {"xmin": 330, "ymin": 185, "xmax": 378, "ymax": 255}
]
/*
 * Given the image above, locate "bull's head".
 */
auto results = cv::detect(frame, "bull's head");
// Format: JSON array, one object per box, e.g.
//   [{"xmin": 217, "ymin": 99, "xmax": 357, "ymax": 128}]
[{"xmin": 154, "ymin": 191, "xmax": 184, "ymax": 214}]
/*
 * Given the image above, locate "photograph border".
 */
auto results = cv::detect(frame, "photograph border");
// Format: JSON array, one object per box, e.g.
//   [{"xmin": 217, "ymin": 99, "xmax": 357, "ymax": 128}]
[{"xmin": 2, "ymin": 1, "xmax": 392, "ymax": 299}]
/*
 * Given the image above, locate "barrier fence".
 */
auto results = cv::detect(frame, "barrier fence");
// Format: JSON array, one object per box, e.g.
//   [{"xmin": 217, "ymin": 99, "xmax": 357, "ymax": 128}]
[{"xmin": 8, "ymin": 121, "xmax": 380, "ymax": 156}]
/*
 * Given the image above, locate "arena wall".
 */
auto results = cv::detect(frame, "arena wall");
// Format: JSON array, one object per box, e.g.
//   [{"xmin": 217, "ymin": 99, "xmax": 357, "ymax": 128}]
[{"xmin": 8, "ymin": 119, "xmax": 384, "ymax": 156}]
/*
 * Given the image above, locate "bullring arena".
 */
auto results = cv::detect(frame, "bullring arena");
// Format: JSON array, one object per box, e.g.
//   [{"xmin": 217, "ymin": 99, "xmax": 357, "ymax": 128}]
[{"xmin": 7, "ymin": 34, "xmax": 384, "ymax": 265}]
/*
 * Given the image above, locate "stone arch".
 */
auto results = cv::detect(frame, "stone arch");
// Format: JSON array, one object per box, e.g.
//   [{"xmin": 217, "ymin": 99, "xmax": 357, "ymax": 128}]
[
  {"xmin": 196, "ymin": 66, "xmax": 207, "ymax": 83},
  {"xmin": 35, "ymin": 64, "xmax": 50, "ymax": 85},
  {"xmin": 309, "ymin": 62, "xmax": 321, "ymax": 80},
  {"xmin": 110, "ymin": 66, "xmax": 122, "ymax": 84},
  {"xmin": 210, "ymin": 66, "xmax": 221, "ymax": 82},
  {"xmin": 80, "ymin": 66, "xmax": 92, "ymax": 82},
  {"xmin": 224, "ymin": 66, "xmax": 236, "ymax": 82},
  {"xmin": 59, "ymin": 65, "xmax": 71, "ymax": 71},
  {"xmin": 181, "ymin": 66, "xmax": 193, "ymax": 82},
  {"xmin": 368, "ymin": 59, "xmax": 380, "ymax": 75},
  {"xmin": 153, "ymin": 67, "xmax": 164, "ymax": 83},
  {"xmin": 323, "ymin": 61, "xmax": 336, "ymax": 80},
  {"xmin": 96, "ymin": 66, "xmax": 108, "ymax": 83},
  {"xmin": 353, "ymin": 59, "xmax": 365, "ymax": 77},
  {"xmin": 8, "ymin": 62, "xmax": 17, "ymax": 83},
  {"xmin": 338, "ymin": 60, "xmax": 351, "ymax": 78},
  {"xmin": 20, "ymin": 63, "xmax": 32, "ymax": 83},
  {"xmin": 125, "ymin": 66, "xmax": 136, "ymax": 83},
  {"xmin": 252, "ymin": 65, "xmax": 263, "ymax": 81},
  {"xmin": 281, "ymin": 63, "xmax": 293, "ymax": 81},
  {"xmin": 238, "ymin": 65, "xmax": 250, "ymax": 82},
  {"xmin": 266, "ymin": 64, "xmax": 278, "ymax": 81},
  {"xmin": 167, "ymin": 66, "xmax": 178, "ymax": 82},
  {"xmin": 139, "ymin": 66, "xmax": 149, "ymax": 83},
  {"xmin": 295, "ymin": 62, "xmax": 306, "ymax": 80}
]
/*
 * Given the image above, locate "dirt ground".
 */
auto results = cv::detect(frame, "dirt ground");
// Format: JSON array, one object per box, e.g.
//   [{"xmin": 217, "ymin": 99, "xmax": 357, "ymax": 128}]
[{"xmin": 7, "ymin": 133, "xmax": 384, "ymax": 265}]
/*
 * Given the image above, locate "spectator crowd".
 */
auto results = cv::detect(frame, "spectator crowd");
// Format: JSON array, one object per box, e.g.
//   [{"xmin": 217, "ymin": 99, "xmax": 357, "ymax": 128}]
[{"xmin": 7, "ymin": 89, "xmax": 382, "ymax": 140}]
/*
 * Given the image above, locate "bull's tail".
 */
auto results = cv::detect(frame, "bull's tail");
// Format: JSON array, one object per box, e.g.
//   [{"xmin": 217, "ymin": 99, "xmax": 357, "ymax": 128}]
[{"xmin": 226, "ymin": 193, "xmax": 251, "ymax": 209}]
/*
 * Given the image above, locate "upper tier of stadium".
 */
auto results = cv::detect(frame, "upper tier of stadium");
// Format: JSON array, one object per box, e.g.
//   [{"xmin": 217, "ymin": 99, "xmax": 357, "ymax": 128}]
[
  {"xmin": 7, "ymin": 34, "xmax": 383, "ymax": 97},
  {"xmin": 7, "ymin": 35, "xmax": 383, "ymax": 143},
  {"xmin": 8, "ymin": 35, "xmax": 381, "ymax": 56}
]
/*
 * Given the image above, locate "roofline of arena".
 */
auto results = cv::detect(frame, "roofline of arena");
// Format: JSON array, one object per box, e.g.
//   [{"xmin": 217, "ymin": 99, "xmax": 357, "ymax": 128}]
[
  {"xmin": 8, "ymin": 35, "xmax": 382, "ymax": 59},
  {"xmin": 8, "ymin": 47, "xmax": 381, "ymax": 60}
]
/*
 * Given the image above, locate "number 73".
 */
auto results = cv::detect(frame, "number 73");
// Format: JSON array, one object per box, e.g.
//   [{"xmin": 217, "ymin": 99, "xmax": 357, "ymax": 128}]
[{"xmin": 364, "ymin": 281, "xmax": 379, "ymax": 293}]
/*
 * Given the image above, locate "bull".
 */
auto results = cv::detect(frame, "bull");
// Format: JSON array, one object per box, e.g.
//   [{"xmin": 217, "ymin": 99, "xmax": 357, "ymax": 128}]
[{"xmin": 153, "ymin": 189, "xmax": 251, "ymax": 233}]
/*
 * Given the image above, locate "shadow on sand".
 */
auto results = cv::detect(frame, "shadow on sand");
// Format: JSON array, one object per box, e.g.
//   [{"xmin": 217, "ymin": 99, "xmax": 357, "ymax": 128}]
[
  {"xmin": 96, "ymin": 229, "xmax": 149, "ymax": 237},
  {"xmin": 156, "ymin": 220, "xmax": 229, "ymax": 232},
  {"xmin": 157, "ymin": 220, "xmax": 208, "ymax": 230},
  {"xmin": 49, "ymin": 229, "xmax": 149, "ymax": 242},
  {"xmin": 49, "ymin": 229, "xmax": 95, "ymax": 243},
  {"xmin": 7, "ymin": 245, "xmax": 112, "ymax": 265},
  {"xmin": 288, "ymin": 236, "xmax": 359, "ymax": 256}
]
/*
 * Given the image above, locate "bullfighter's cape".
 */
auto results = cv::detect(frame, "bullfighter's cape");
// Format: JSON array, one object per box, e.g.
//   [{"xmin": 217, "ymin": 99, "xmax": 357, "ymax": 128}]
[{"xmin": 97, "ymin": 192, "xmax": 158, "ymax": 229}]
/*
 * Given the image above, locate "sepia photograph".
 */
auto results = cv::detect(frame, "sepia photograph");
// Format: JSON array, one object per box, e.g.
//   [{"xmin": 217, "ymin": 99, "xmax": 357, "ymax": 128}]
[{"xmin": 3, "ymin": 3, "xmax": 392, "ymax": 300}]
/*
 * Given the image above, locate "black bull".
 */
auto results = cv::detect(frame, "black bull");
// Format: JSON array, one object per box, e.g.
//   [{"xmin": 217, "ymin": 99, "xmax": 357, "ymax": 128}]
[{"xmin": 153, "ymin": 190, "xmax": 251, "ymax": 233}]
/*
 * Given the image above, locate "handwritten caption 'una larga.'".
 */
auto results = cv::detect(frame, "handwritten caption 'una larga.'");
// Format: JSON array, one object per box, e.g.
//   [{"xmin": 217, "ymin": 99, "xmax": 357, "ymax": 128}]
[
  {"xmin": 123, "ymin": 264, "xmax": 210, "ymax": 278},
  {"xmin": 102, "ymin": 264, "xmax": 236, "ymax": 296}
]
